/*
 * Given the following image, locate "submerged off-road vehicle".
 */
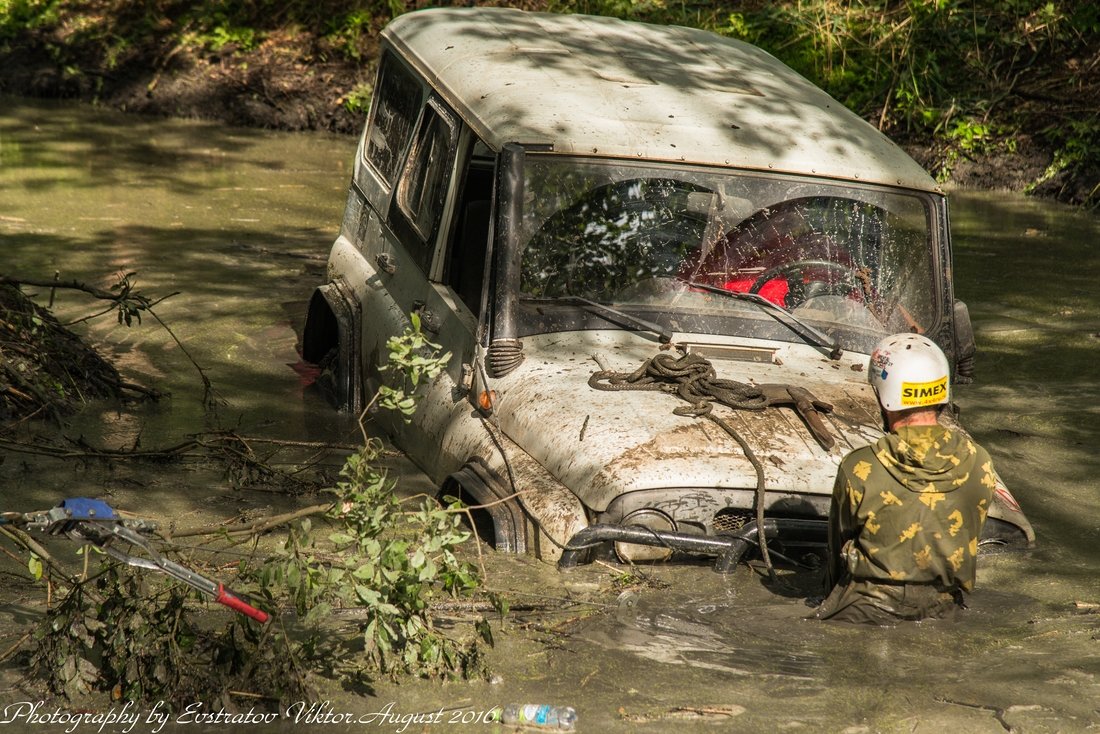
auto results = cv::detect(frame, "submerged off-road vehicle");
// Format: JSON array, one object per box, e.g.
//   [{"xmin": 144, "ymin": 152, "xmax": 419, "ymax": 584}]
[{"xmin": 303, "ymin": 7, "xmax": 1034, "ymax": 569}]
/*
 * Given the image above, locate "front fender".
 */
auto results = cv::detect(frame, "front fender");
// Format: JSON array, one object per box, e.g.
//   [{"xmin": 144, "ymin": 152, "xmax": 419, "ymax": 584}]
[{"xmin": 445, "ymin": 431, "xmax": 589, "ymax": 563}]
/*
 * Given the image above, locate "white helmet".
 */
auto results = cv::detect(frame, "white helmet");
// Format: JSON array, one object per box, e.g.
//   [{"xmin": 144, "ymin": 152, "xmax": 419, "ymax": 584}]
[{"xmin": 868, "ymin": 333, "xmax": 950, "ymax": 412}]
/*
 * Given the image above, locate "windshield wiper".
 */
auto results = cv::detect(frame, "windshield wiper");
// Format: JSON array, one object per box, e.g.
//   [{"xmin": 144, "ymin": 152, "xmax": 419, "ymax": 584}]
[
  {"xmin": 524, "ymin": 295, "xmax": 674, "ymax": 344},
  {"xmin": 684, "ymin": 281, "xmax": 843, "ymax": 360}
]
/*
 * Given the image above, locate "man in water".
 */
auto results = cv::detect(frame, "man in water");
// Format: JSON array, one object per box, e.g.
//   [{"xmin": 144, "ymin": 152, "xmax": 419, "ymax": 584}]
[{"xmin": 816, "ymin": 333, "xmax": 995, "ymax": 624}]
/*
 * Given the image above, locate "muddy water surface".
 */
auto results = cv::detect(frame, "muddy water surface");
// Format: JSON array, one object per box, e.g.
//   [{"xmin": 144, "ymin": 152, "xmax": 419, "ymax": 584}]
[{"xmin": 1, "ymin": 97, "xmax": 1099, "ymax": 733}]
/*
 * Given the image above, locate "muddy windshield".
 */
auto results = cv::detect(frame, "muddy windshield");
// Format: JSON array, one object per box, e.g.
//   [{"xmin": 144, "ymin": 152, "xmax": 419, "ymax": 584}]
[{"xmin": 515, "ymin": 156, "xmax": 942, "ymax": 351}]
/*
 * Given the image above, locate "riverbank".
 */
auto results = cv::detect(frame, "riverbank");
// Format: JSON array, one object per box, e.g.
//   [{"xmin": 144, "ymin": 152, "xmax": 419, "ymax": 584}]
[{"xmin": 1, "ymin": 1, "xmax": 1097, "ymax": 208}]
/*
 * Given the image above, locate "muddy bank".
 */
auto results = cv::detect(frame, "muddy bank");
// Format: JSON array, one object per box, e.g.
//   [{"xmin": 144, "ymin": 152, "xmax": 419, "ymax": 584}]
[
  {"xmin": 906, "ymin": 133, "xmax": 1097, "ymax": 207},
  {"xmin": 0, "ymin": 20, "xmax": 368, "ymax": 135},
  {"xmin": 1, "ymin": 3, "xmax": 1097, "ymax": 206}
]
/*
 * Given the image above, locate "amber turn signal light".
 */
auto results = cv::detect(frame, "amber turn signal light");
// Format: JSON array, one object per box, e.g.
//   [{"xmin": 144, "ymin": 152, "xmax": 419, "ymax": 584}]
[{"xmin": 477, "ymin": 390, "xmax": 497, "ymax": 414}]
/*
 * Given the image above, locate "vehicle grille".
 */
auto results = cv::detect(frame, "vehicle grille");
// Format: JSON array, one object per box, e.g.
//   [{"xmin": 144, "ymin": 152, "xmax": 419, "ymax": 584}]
[{"xmin": 712, "ymin": 508, "xmax": 754, "ymax": 534}]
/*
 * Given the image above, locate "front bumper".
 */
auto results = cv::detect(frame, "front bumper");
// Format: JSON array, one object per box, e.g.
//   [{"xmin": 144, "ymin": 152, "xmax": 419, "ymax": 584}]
[{"xmin": 557, "ymin": 518, "xmax": 828, "ymax": 573}]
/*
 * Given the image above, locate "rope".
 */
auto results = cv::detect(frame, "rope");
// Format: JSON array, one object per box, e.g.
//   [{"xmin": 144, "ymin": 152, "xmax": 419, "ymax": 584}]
[
  {"xmin": 589, "ymin": 350, "xmax": 779, "ymax": 581},
  {"xmin": 589, "ymin": 351, "xmax": 769, "ymax": 414}
]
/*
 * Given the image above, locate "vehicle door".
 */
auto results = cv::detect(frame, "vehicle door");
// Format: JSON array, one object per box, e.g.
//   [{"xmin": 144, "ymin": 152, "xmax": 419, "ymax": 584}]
[
  {"xmin": 376, "ymin": 96, "xmax": 492, "ymax": 478},
  {"xmin": 348, "ymin": 49, "xmax": 427, "ymax": 416}
]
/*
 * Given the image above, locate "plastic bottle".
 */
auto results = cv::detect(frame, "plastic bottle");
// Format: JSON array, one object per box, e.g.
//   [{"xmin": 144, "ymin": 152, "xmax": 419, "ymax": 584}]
[{"xmin": 498, "ymin": 703, "xmax": 577, "ymax": 730}]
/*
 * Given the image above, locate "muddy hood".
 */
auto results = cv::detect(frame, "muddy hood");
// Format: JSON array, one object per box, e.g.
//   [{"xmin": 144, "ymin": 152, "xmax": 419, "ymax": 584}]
[{"xmin": 493, "ymin": 335, "xmax": 884, "ymax": 512}]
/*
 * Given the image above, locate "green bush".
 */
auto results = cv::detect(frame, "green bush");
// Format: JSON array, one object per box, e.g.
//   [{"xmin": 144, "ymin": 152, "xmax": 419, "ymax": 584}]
[
  {"xmin": 252, "ymin": 318, "xmax": 484, "ymax": 681},
  {"xmin": 0, "ymin": 0, "xmax": 62, "ymax": 41}
]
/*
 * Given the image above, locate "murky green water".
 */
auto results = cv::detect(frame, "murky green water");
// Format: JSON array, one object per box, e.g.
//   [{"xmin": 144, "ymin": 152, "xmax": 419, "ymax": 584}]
[
  {"xmin": 0, "ymin": 97, "xmax": 392, "ymax": 509},
  {"xmin": 1, "ymin": 97, "xmax": 1098, "ymax": 733}
]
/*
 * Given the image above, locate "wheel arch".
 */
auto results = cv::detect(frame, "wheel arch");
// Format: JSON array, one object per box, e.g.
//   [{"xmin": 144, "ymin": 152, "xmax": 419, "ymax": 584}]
[
  {"xmin": 302, "ymin": 280, "xmax": 364, "ymax": 414},
  {"xmin": 441, "ymin": 457, "xmax": 527, "ymax": 554}
]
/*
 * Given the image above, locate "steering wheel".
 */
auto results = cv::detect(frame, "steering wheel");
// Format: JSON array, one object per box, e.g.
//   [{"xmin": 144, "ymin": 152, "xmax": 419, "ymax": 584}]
[{"xmin": 749, "ymin": 259, "xmax": 861, "ymax": 308}]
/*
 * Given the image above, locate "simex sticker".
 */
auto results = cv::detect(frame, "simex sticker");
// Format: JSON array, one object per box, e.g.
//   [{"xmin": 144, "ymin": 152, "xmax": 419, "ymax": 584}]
[{"xmin": 899, "ymin": 376, "xmax": 948, "ymax": 406}]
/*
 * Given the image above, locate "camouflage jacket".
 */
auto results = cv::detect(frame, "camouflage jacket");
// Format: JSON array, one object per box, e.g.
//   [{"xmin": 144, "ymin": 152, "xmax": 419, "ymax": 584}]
[{"xmin": 826, "ymin": 424, "xmax": 996, "ymax": 593}]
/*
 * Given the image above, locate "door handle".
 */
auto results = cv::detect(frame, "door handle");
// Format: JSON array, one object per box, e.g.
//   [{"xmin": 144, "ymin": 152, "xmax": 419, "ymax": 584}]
[{"xmin": 375, "ymin": 252, "xmax": 397, "ymax": 275}]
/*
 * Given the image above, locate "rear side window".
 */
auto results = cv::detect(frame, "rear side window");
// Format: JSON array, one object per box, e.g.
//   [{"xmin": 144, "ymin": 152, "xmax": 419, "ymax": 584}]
[
  {"xmin": 397, "ymin": 101, "xmax": 457, "ymax": 241},
  {"xmin": 365, "ymin": 52, "xmax": 422, "ymax": 184},
  {"xmin": 392, "ymin": 99, "xmax": 459, "ymax": 272}
]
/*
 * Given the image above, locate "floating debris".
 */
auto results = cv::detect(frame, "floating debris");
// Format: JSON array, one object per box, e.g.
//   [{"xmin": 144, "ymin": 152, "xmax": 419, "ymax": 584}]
[{"xmin": 0, "ymin": 284, "xmax": 153, "ymax": 423}]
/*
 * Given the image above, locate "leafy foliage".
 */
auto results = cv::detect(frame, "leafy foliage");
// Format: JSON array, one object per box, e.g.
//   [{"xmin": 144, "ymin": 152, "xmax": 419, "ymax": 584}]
[
  {"xmin": 185, "ymin": 11, "xmax": 260, "ymax": 52},
  {"xmin": 251, "ymin": 322, "xmax": 485, "ymax": 681},
  {"xmin": 1029, "ymin": 119, "xmax": 1100, "ymax": 208},
  {"xmin": 0, "ymin": 0, "xmax": 62, "ymax": 42},
  {"xmin": 376, "ymin": 312, "xmax": 451, "ymax": 420},
  {"xmin": 342, "ymin": 82, "xmax": 373, "ymax": 115},
  {"xmin": 26, "ymin": 318, "xmax": 485, "ymax": 705},
  {"xmin": 108, "ymin": 271, "xmax": 153, "ymax": 326},
  {"xmin": 29, "ymin": 563, "xmax": 307, "ymax": 706}
]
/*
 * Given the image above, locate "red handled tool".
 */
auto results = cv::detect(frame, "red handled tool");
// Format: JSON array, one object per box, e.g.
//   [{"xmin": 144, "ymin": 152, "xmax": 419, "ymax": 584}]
[{"xmin": 1, "ymin": 498, "xmax": 269, "ymax": 623}]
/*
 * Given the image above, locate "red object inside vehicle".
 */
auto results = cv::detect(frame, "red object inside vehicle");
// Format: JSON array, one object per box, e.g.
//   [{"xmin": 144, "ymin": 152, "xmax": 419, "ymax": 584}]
[
  {"xmin": 719, "ymin": 277, "xmax": 790, "ymax": 306},
  {"xmin": 678, "ymin": 198, "xmax": 862, "ymax": 309}
]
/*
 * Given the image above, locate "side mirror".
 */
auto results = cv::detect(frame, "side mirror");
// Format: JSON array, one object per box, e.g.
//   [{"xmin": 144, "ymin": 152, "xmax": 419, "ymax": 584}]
[{"xmin": 953, "ymin": 300, "xmax": 976, "ymax": 385}]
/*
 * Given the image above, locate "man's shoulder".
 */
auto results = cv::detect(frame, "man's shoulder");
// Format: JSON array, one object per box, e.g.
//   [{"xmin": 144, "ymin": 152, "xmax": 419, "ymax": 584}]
[
  {"xmin": 968, "ymin": 437, "xmax": 994, "ymax": 464},
  {"xmin": 838, "ymin": 444, "xmax": 879, "ymax": 474}
]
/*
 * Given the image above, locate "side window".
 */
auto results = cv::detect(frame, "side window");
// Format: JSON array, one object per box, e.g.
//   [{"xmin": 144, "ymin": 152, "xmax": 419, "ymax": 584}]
[
  {"xmin": 444, "ymin": 140, "xmax": 495, "ymax": 314},
  {"xmin": 392, "ymin": 99, "xmax": 459, "ymax": 272},
  {"xmin": 365, "ymin": 52, "xmax": 422, "ymax": 185}
]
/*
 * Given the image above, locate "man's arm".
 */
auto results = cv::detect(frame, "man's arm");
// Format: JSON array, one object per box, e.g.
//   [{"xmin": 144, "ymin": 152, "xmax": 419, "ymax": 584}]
[{"xmin": 824, "ymin": 467, "xmax": 851, "ymax": 592}]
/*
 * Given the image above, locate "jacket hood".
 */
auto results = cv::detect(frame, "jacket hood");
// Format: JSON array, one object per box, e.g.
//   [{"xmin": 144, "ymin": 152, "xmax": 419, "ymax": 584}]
[{"xmin": 874, "ymin": 425, "xmax": 979, "ymax": 494}]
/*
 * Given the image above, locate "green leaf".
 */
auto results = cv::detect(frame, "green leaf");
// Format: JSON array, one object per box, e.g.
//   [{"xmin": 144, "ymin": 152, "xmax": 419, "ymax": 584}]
[
  {"xmin": 302, "ymin": 602, "xmax": 334, "ymax": 625},
  {"xmin": 352, "ymin": 562, "xmax": 376, "ymax": 581},
  {"xmin": 355, "ymin": 585, "xmax": 381, "ymax": 605},
  {"xmin": 328, "ymin": 532, "xmax": 355, "ymax": 546},
  {"xmin": 28, "ymin": 553, "xmax": 43, "ymax": 581},
  {"xmin": 475, "ymin": 617, "xmax": 494, "ymax": 646}
]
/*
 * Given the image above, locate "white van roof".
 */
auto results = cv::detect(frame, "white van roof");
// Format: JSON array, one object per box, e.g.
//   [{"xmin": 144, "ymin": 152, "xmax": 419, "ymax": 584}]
[{"xmin": 383, "ymin": 7, "xmax": 940, "ymax": 193}]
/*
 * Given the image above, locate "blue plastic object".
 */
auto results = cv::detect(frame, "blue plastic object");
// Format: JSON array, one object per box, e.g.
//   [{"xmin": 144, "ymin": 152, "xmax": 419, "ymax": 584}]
[{"xmin": 59, "ymin": 497, "xmax": 117, "ymax": 521}]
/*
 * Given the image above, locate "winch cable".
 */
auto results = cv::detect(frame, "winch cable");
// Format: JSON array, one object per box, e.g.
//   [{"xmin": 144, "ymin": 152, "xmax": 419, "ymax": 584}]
[
  {"xmin": 589, "ymin": 350, "xmax": 780, "ymax": 581},
  {"xmin": 708, "ymin": 412, "xmax": 776, "ymax": 582},
  {"xmin": 479, "ymin": 353, "xmax": 721, "ymax": 557}
]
